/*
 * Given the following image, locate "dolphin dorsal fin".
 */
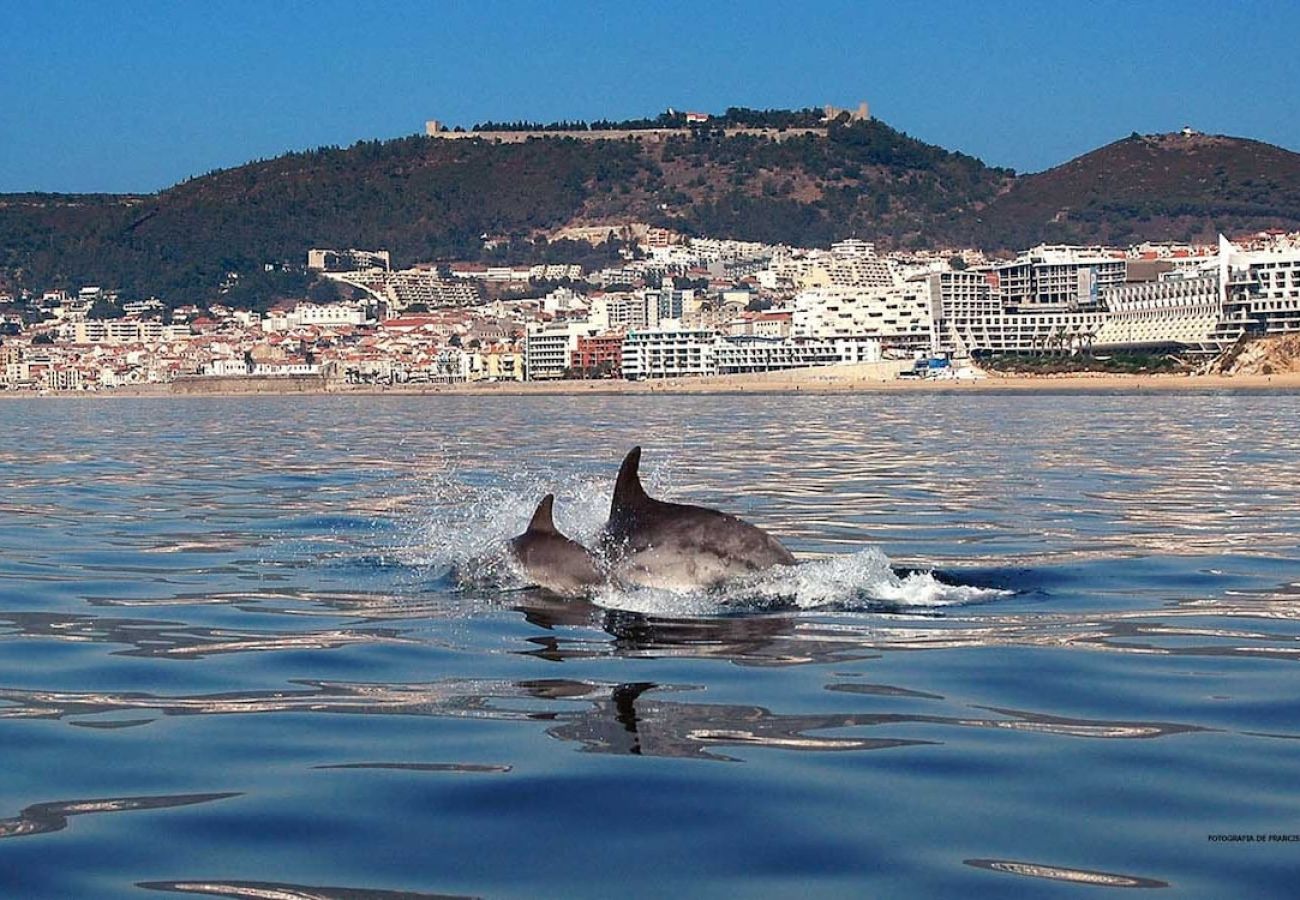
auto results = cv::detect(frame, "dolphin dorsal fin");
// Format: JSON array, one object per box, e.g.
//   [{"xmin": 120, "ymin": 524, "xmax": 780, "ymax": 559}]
[
  {"xmin": 527, "ymin": 494, "xmax": 559, "ymax": 535},
  {"xmin": 611, "ymin": 447, "xmax": 650, "ymax": 514}
]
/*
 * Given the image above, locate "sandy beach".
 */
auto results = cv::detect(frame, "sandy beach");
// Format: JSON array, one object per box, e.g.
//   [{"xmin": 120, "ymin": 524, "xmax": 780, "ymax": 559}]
[
  {"xmin": 7, "ymin": 362, "xmax": 1300, "ymax": 400},
  {"xmin": 365, "ymin": 366, "xmax": 1300, "ymax": 396}
]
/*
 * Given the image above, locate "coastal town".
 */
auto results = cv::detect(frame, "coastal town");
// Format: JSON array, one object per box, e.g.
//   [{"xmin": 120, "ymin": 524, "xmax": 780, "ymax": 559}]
[{"xmin": 3, "ymin": 224, "xmax": 1300, "ymax": 393}]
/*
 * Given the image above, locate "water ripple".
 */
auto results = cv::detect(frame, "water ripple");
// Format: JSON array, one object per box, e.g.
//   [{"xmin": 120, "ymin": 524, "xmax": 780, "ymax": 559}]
[{"xmin": 2, "ymin": 394, "xmax": 1298, "ymax": 897}]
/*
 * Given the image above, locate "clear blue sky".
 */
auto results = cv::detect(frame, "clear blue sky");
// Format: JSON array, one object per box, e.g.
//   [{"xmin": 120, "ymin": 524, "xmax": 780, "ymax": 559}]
[{"xmin": 3, "ymin": 0, "xmax": 1297, "ymax": 193}]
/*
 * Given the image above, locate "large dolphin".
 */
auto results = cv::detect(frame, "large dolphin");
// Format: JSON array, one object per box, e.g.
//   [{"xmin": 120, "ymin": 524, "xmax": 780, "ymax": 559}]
[
  {"xmin": 508, "ymin": 494, "xmax": 604, "ymax": 597},
  {"xmin": 600, "ymin": 447, "xmax": 796, "ymax": 590}
]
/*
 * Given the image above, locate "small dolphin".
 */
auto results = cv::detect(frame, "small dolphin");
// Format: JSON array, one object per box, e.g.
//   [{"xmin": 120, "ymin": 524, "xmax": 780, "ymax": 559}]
[
  {"xmin": 509, "ymin": 494, "xmax": 604, "ymax": 597},
  {"xmin": 600, "ymin": 447, "xmax": 796, "ymax": 590}
]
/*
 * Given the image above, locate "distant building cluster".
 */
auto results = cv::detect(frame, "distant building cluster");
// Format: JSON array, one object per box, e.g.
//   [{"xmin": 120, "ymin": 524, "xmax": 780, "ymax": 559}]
[
  {"xmin": 4, "ymin": 226, "xmax": 1300, "ymax": 392},
  {"xmin": 926, "ymin": 236, "xmax": 1299, "ymax": 356}
]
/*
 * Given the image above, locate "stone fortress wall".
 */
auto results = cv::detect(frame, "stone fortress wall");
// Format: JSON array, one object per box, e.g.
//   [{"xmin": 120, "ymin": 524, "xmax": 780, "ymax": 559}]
[{"xmin": 424, "ymin": 125, "xmax": 830, "ymax": 144}]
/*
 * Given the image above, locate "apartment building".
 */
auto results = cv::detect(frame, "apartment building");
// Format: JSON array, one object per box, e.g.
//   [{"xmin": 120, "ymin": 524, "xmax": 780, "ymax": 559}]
[
  {"xmin": 985, "ymin": 245, "xmax": 1126, "ymax": 311},
  {"xmin": 264, "ymin": 302, "xmax": 367, "ymax": 331},
  {"xmin": 335, "ymin": 268, "xmax": 483, "ymax": 309},
  {"xmin": 63, "ymin": 319, "xmax": 168, "ymax": 345},
  {"xmin": 1213, "ymin": 235, "xmax": 1300, "ymax": 346},
  {"xmin": 1093, "ymin": 273, "xmax": 1222, "ymax": 349},
  {"xmin": 766, "ymin": 240, "xmax": 900, "ymax": 292},
  {"xmin": 525, "ymin": 321, "xmax": 604, "ymax": 380},
  {"xmin": 570, "ymin": 333, "xmax": 625, "ymax": 376},
  {"xmin": 307, "ymin": 248, "xmax": 391, "ymax": 272},
  {"xmin": 590, "ymin": 289, "xmax": 695, "ymax": 332},
  {"xmin": 927, "ymin": 270, "xmax": 1001, "ymax": 354},
  {"xmin": 714, "ymin": 335, "xmax": 882, "ymax": 373},
  {"xmin": 622, "ymin": 328, "xmax": 718, "ymax": 379},
  {"xmin": 791, "ymin": 284, "xmax": 933, "ymax": 350},
  {"xmin": 948, "ymin": 310, "xmax": 1108, "ymax": 354},
  {"xmin": 470, "ymin": 344, "xmax": 525, "ymax": 382}
]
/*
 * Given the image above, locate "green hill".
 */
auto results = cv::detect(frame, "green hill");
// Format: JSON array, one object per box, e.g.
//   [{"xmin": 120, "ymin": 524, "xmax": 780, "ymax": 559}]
[
  {"xmin": 967, "ymin": 131, "xmax": 1300, "ymax": 248},
  {"xmin": 2, "ymin": 116, "xmax": 1298, "ymax": 308}
]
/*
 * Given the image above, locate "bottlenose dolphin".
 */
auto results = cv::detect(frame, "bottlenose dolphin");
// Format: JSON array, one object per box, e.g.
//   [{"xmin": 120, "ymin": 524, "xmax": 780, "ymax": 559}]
[
  {"xmin": 508, "ymin": 494, "xmax": 604, "ymax": 597},
  {"xmin": 600, "ymin": 447, "xmax": 796, "ymax": 590}
]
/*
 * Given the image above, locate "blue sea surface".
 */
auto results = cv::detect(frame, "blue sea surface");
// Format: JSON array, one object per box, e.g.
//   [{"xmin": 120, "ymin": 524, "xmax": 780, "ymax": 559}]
[{"xmin": 1, "ymin": 391, "xmax": 1298, "ymax": 898}]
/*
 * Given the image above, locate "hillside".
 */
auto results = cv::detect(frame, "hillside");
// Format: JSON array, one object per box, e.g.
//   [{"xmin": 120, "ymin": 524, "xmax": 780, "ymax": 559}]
[
  {"xmin": 0, "ymin": 119, "xmax": 1011, "ymax": 307},
  {"xmin": 2, "ymin": 118, "xmax": 1299, "ymax": 307},
  {"xmin": 0, "ymin": 138, "xmax": 657, "ymax": 307},
  {"xmin": 968, "ymin": 132, "xmax": 1300, "ymax": 248}
]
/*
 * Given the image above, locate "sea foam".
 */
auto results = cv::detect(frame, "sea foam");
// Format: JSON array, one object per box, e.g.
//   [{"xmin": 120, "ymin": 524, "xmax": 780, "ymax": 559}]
[{"xmin": 400, "ymin": 466, "xmax": 1007, "ymax": 616}]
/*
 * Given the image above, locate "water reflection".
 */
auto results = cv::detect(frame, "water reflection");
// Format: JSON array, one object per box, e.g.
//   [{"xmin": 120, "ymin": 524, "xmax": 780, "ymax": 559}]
[
  {"xmin": 964, "ymin": 858, "xmax": 1169, "ymax": 889},
  {"xmin": 7, "ymin": 586, "xmax": 1300, "ymax": 670},
  {"xmin": 519, "ymin": 598, "xmax": 872, "ymax": 666},
  {"xmin": 140, "ymin": 880, "xmax": 474, "ymax": 899},
  {"xmin": 0, "ymin": 611, "xmax": 413, "ymax": 658},
  {"xmin": 526, "ymin": 681, "xmax": 933, "ymax": 760},
  {"xmin": 0, "ymin": 792, "xmax": 239, "ymax": 839},
  {"xmin": 0, "ymin": 676, "xmax": 1211, "ymax": 759},
  {"xmin": 513, "ymin": 593, "xmax": 1300, "ymax": 666},
  {"xmin": 314, "ymin": 763, "xmax": 511, "ymax": 774}
]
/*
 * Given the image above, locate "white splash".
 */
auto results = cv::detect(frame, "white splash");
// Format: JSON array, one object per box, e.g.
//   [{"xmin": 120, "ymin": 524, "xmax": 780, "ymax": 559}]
[
  {"xmin": 588, "ymin": 546, "xmax": 1009, "ymax": 616},
  {"xmin": 399, "ymin": 466, "xmax": 1008, "ymax": 616},
  {"xmin": 398, "ymin": 473, "xmax": 609, "ymax": 574}
]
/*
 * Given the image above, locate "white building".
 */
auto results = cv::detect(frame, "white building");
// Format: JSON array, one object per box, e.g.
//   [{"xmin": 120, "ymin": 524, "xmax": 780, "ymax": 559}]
[
  {"xmin": 204, "ymin": 358, "xmax": 252, "ymax": 377},
  {"xmin": 265, "ymin": 302, "xmax": 367, "ymax": 331},
  {"xmin": 714, "ymin": 336, "xmax": 882, "ymax": 373},
  {"xmin": 250, "ymin": 362, "xmax": 321, "ymax": 377},
  {"xmin": 764, "ymin": 240, "xmax": 900, "ymax": 292},
  {"xmin": 985, "ymin": 244, "xmax": 1126, "ymax": 311},
  {"xmin": 330, "ymin": 268, "xmax": 483, "ymax": 310},
  {"xmin": 1094, "ymin": 272, "xmax": 1222, "ymax": 349},
  {"xmin": 622, "ymin": 328, "xmax": 718, "ymax": 379},
  {"xmin": 1213, "ymin": 234, "xmax": 1300, "ymax": 347},
  {"xmin": 530, "ymin": 264, "xmax": 583, "ymax": 282},
  {"xmin": 525, "ymin": 321, "xmax": 604, "ymax": 380},
  {"xmin": 792, "ymin": 284, "xmax": 933, "ymax": 349},
  {"xmin": 945, "ymin": 310, "xmax": 1108, "ymax": 354},
  {"xmin": 2, "ymin": 359, "xmax": 31, "ymax": 389},
  {"xmin": 928, "ymin": 270, "xmax": 1001, "ymax": 354},
  {"xmin": 122, "ymin": 298, "xmax": 165, "ymax": 317},
  {"xmin": 64, "ymin": 319, "xmax": 167, "ymax": 345},
  {"xmin": 588, "ymin": 288, "xmax": 696, "ymax": 333},
  {"xmin": 44, "ymin": 367, "xmax": 85, "ymax": 391},
  {"xmin": 540, "ymin": 287, "xmax": 590, "ymax": 318},
  {"xmin": 928, "ymin": 238, "xmax": 1300, "ymax": 355}
]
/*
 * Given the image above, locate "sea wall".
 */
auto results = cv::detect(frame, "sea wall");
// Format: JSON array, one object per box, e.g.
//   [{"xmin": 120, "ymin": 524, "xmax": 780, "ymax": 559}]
[{"xmin": 169, "ymin": 375, "xmax": 334, "ymax": 395}]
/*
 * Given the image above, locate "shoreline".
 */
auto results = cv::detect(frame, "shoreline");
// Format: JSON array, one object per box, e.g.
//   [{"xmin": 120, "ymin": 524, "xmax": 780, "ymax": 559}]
[{"xmin": 5, "ymin": 366, "xmax": 1300, "ymax": 399}]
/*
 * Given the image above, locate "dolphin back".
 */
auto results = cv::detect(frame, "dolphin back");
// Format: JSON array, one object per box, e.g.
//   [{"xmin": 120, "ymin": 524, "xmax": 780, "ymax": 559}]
[
  {"xmin": 509, "ymin": 494, "xmax": 603, "ymax": 597},
  {"xmin": 601, "ymin": 446, "xmax": 797, "ymax": 589},
  {"xmin": 611, "ymin": 447, "xmax": 650, "ymax": 517},
  {"xmin": 527, "ymin": 494, "xmax": 559, "ymax": 536}
]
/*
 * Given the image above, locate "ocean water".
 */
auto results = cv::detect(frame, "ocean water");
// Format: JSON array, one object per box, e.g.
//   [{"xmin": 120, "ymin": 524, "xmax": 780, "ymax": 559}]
[{"xmin": 1, "ymin": 391, "xmax": 1298, "ymax": 898}]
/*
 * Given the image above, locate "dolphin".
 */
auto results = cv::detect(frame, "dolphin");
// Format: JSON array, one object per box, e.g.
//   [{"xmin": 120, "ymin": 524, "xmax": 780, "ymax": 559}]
[
  {"xmin": 508, "ymin": 494, "xmax": 604, "ymax": 597},
  {"xmin": 599, "ymin": 447, "xmax": 796, "ymax": 590}
]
